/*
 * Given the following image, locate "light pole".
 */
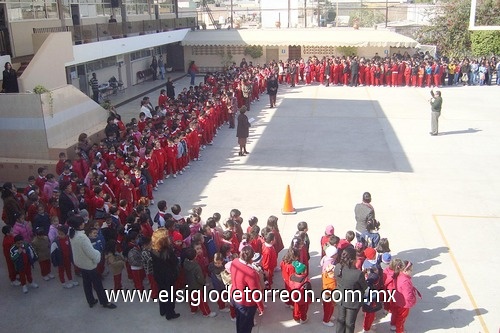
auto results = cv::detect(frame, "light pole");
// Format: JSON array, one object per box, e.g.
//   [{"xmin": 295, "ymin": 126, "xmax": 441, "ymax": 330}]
[
  {"xmin": 336, "ymin": 0, "xmax": 339, "ymax": 27},
  {"xmin": 230, "ymin": 0, "xmax": 233, "ymax": 29},
  {"xmin": 385, "ymin": 0, "xmax": 388, "ymax": 27},
  {"xmin": 317, "ymin": 0, "xmax": 320, "ymax": 27}
]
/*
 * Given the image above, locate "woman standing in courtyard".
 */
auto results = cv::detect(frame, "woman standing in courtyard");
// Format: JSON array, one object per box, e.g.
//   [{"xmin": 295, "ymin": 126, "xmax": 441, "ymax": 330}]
[{"xmin": 236, "ymin": 106, "xmax": 250, "ymax": 156}]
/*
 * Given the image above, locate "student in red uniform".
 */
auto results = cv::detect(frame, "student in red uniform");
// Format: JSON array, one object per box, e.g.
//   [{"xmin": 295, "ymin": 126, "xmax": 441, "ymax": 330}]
[
  {"xmin": 394, "ymin": 260, "xmax": 421, "ymax": 333},
  {"xmin": 127, "ymin": 232, "xmax": 145, "ymax": 291},
  {"xmin": 260, "ymin": 232, "xmax": 277, "ymax": 288},
  {"xmin": 280, "ymin": 247, "xmax": 299, "ymax": 308},
  {"xmin": 165, "ymin": 138, "xmax": 178, "ymax": 178},
  {"xmin": 2, "ymin": 225, "xmax": 19, "ymax": 285},
  {"xmin": 320, "ymin": 225, "xmax": 335, "ymax": 257},
  {"xmin": 119, "ymin": 174, "xmax": 136, "ymax": 207},
  {"xmin": 230, "ymin": 246, "xmax": 265, "ymax": 331},
  {"xmin": 51, "ymin": 225, "xmax": 78, "ymax": 289},
  {"xmin": 105, "ymin": 239, "xmax": 125, "ymax": 290},
  {"xmin": 266, "ymin": 215, "xmax": 284, "ymax": 254},
  {"xmin": 289, "ymin": 260, "xmax": 312, "ymax": 324},
  {"xmin": 35, "ymin": 167, "xmax": 47, "ymax": 190},
  {"xmin": 56, "ymin": 152, "xmax": 66, "ymax": 176},
  {"xmin": 32, "ymin": 227, "xmax": 55, "ymax": 281}
]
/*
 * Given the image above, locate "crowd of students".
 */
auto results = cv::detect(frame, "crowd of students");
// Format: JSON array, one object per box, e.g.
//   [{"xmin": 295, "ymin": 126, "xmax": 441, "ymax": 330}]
[
  {"xmin": 272, "ymin": 53, "xmax": 499, "ymax": 88},
  {"xmin": 0, "ymin": 56, "xmax": 431, "ymax": 332}
]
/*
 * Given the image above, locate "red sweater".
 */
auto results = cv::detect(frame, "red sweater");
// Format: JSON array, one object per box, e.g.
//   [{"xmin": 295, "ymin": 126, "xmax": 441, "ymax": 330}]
[
  {"xmin": 261, "ymin": 243, "xmax": 277, "ymax": 273},
  {"xmin": 230, "ymin": 258, "xmax": 264, "ymax": 311}
]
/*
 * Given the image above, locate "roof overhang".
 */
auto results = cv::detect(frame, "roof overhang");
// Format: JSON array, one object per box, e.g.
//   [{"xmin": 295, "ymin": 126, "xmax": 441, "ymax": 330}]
[
  {"xmin": 181, "ymin": 28, "xmax": 419, "ymax": 48},
  {"xmin": 66, "ymin": 28, "xmax": 190, "ymax": 66}
]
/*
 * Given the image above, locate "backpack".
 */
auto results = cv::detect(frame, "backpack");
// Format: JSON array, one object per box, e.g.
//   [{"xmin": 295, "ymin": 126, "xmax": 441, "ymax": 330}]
[{"xmin": 362, "ymin": 269, "xmax": 383, "ymax": 313}]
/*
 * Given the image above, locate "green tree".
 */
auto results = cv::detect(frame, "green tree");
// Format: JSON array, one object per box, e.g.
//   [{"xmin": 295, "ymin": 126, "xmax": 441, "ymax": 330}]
[
  {"xmin": 348, "ymin": 8, "xmax": 385, "ymax": 27},
  {"xmin": 416, "ymin": 0, "xmax": 471, "ymax": 58},
  {"xmin": 474, "ymin": 0, "xmax": 500, "ymax": 26},
  {"xmin": 471, "ymin": 31, "xmax": 500, "ymax": 56},
  {"xmin": 416, "ymin": 0, "xmax": 500, "ymax": 58}
]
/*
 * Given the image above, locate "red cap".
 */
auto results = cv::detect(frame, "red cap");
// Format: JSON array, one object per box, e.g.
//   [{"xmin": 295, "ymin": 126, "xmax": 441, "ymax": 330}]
[
  {"xmin": 364, "ymin": 247, "xmax": 376, "ymax": 260},
  {"xmin": 172, "ymin": 231, "xmax": 183, "ymax": 242}
]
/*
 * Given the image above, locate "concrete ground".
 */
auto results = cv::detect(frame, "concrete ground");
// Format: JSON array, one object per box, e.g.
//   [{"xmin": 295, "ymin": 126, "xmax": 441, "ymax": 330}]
[{"xmin": 1, "ymin": 78, "xmax": 498, "ymax": 333}]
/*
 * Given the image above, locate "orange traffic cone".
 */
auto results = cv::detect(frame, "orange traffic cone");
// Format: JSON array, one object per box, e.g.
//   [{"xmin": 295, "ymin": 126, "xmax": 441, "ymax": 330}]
[{"xmin": 281, "ymin": 185, "xmax": 296, "ymax": 215}]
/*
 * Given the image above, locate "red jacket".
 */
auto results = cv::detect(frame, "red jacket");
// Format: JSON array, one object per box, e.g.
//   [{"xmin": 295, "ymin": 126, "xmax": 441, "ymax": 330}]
[
  {"xmin": 383, "ymin": 267, "xmax": 396, "ymax": 291},
  {"xmin": 395, "ymin": 273, "xmax": 419, "ymax": 308},
  {"xmin": 289, "ymin": 273, "xmax": 312, "ymax": 305},
  {"xmin": 261, "ymin": 243, "xmax": 277, "ymax": 273},
  {"xmin": 230, "ymin": 258, "xmax": 265, "ymax": 311},
  {"xmin": 280, "ymin": 261, "xmax": 294, "ymax": 288}
]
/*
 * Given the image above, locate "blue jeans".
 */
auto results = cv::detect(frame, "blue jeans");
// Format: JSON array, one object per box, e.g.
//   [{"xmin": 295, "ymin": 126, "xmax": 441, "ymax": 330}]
[
  {"xmin": 190, "ymin": 72, "xmax": 196, "ymax": 85},
  {"xmin": 497, "ymin": 70, "xmax": 500, "ymax": 85}
]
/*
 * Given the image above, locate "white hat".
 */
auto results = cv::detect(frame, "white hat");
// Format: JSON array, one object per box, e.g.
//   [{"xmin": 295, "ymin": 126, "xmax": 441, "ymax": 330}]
[{"xmin": 325, "ymin": 245, "xmax": 338, "ymax": 258}]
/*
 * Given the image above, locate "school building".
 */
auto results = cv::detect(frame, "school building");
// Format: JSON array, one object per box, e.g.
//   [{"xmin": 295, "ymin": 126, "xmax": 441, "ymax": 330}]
[{"xmin": 0, "ymin": 2, "xmax": 419, "ymax": 183}]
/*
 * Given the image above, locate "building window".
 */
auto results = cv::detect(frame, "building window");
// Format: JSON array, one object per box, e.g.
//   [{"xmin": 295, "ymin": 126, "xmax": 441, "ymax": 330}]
[
  {"xmin": 227, "ymin": 46, "xmax": 245, "ymax": 55},
  {"xmin": 130, "ymin": 49, "xmax": 152, "ymax": 61},
  {"xmin": 303, "ymin": 46, "xmax": 335, "ymax": 55},
  {"xmin": 7, "ymin": 0, "xmax": 114, "ymax": 21},
  {"xmin": 192, "ymin": 45, "xmax": 226, "ymax": 56},
  {"xmin": 86, "ymin": 56, "xmax": 116, "ymax": 72}
]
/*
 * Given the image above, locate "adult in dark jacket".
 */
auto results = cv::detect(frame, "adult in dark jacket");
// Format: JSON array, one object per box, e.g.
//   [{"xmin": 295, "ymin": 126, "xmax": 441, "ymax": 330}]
[
  {"xmin": 350, "ymin": 58, "xmax": 359, "ymax": 87},
  {"xmin": 354, "ymin": 192, "xmax": 375, "ymax": 241},
  {"xmin": 2, "ymin": 182, "xmax": 22, "ymax": 226},
  {"xmin": 266, "ymin": 74, "xmax": 278, "ymax": 108},
  {"xmin": 166, "ymin": 77, "xmax": 175, "ymax": 99},
  {"xmin": 58, "ymin": 181, "xmax": 79, "ymax": 223},
  {"xmin": 334, "ymin": 247, "xmax": 367, "ymax": 333},
  {"xmin": 151, "ymin": 228, "xmax": 180, "ymax": 320},
  {"xmin": 104, "ymin": 116, "xmax": 120, "ymax": 139},
  {"xmin": 2, "ymin": 62, "xmax": 19, "ymax": 93},
  {"xmin": 236, "ymin": 106, "xmax": 250, "ymax": 156},
  {"xmin": 429, "ymin": 90, "xmax": 443, "ymax": 136}
]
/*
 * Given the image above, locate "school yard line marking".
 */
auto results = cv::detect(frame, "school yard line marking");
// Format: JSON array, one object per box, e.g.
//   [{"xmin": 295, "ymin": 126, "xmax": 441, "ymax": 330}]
[{"xmin": 432, "ymin": 214, "xmax": 490, "ymax": 333}]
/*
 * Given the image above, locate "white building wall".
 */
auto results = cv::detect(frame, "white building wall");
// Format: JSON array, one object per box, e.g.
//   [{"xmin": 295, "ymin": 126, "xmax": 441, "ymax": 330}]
[{"xmin": 260, "ymin": 0, "xmax": 300, "ymax": 28}]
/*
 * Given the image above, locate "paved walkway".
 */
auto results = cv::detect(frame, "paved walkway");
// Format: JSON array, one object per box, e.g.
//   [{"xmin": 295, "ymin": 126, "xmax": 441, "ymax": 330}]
[{"xmin": 1, "ymin": 81, "xmax": 498, "ymax": 333}]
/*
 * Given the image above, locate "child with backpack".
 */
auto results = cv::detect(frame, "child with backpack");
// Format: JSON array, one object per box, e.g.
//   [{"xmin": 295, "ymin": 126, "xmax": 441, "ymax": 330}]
[
  {"xmin": 361, "ymin": 263, "xmax": 383, "ymax": 333},
  {"xmin": 51, "ymin": 225, "xmax": 78, "ymax": 289},
  {"xmin": 289, "ymin": 260, "xmax": 312, "ymax": 324},
  {"xmin": 104, "ymin": 239, "xmax": 125, "ymax": 290},
  {"xmin": 10, "ymin": 234, "xmax": 39, "ymax": 293},
  {"xmin": 31, "ymin": 227, "xmax": 55, "ymax": 281}
]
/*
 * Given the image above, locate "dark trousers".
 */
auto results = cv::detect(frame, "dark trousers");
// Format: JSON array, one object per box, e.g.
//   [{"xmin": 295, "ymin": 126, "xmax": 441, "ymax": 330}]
[
  {"xmin": 159, "ymin": 285, "xmax": 177, "ymax": 318},
  {"xmin": 92, "ymin": 90, "xmax": 99, "ymax": 103},
  {"xmin": 232, "ymin": 300, "xmax": 257, "ymax": 333},
  {"xmin": 350, "ymin": 73, "xmax": 359, "ymax": 87},
  {"xmin": 81, "ymin": 268, "xmax": 107, "ymax": 306},
  {"xmin": 336, "ymin": 305, "xmax": 361, "ymax": 333},
  {"xmin": 269, "ymin": 94, "xmax": 277, "ymax": 107}
]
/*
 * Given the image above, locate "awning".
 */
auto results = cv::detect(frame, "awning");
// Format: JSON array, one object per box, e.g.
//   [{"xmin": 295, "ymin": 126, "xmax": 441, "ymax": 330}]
[{"xmin": 181, "ymin": 28, "xmax": 419, "ymax": 48}]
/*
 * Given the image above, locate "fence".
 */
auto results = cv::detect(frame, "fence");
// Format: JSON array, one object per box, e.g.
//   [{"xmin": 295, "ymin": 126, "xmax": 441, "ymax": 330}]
[{"xmin": 33, "ymin": 17, "xmax": 197, "ymax": 44}]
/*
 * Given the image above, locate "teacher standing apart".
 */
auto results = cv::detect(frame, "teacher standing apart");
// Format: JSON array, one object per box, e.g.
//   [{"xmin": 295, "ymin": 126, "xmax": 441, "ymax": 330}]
[
  {"xmin": 429, "ymin": 90, "xmax": 442, "ymax": 136},
  {"xmin": 236, "ymin": 106, "xmax": 251, "ymax": 156},
  {"xmin": 68, "ymin": 215, "xmax": 117, "ymax": 309}
]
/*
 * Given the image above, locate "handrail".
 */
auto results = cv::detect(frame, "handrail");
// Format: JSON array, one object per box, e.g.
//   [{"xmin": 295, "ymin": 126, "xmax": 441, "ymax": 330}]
[{"xmin": 33, "ymin": 17, "xmax": 197, "ymax": 45}]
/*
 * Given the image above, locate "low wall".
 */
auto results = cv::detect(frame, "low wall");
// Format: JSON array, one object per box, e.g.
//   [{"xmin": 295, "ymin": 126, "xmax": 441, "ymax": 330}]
[{"xmin": 0, "ymin": 85, "xmax": 108, "ymax": 183}]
